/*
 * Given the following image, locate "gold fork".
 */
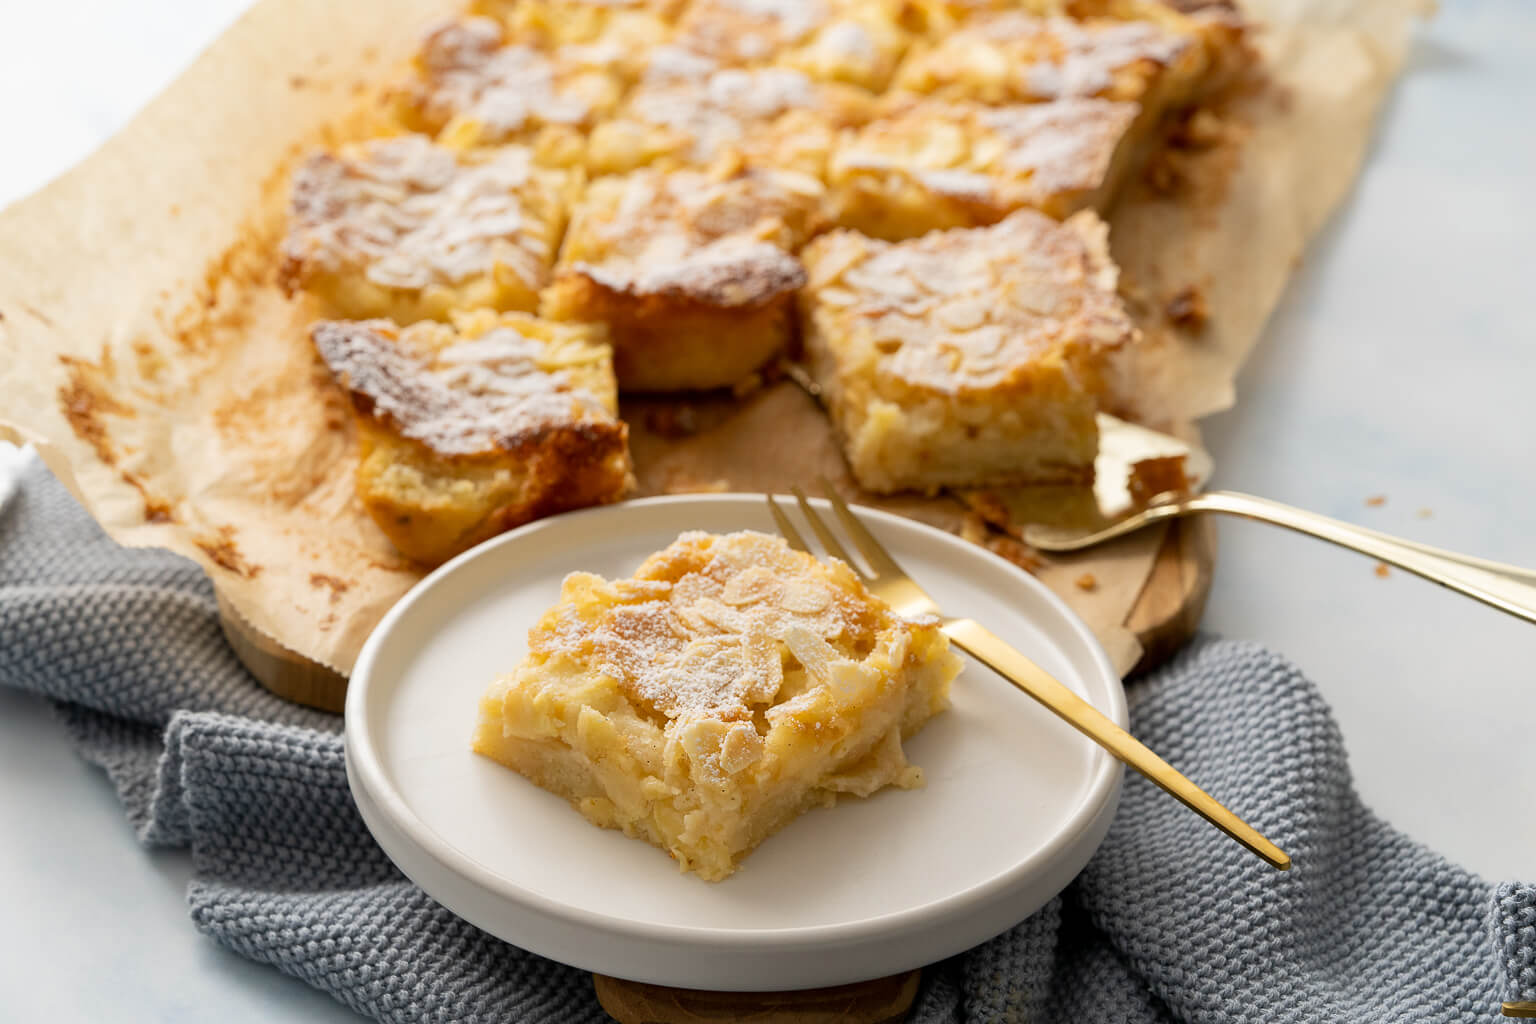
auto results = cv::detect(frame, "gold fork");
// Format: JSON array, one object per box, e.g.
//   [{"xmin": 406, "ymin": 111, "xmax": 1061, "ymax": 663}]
[{"xmin": 767, "ymin": 484, "xmax": 1291, "ymax": 872}]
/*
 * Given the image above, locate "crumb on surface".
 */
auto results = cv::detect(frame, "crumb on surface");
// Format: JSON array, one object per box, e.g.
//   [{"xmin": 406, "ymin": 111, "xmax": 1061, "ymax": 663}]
[
  {"xmin": 731, "ymin": 372, "xmax": 764, "ymax": 401},
  {"xmin": 643, "ymin": 404, "xmax": 703, "ymax": 438},
  {"xmin": 1365, "ymin": 494, "xmax": 1386, "ymax": 507},
  {"xmin": 967, "ymin": 491, "xmax": 1013, "ymax": 530},
  {"xmin": 1128, "ymin": 455, "xmax": 1190, "ymax": 507},
  {"xmin": 1416, "ymin": 507, "xmax": 1433, "ymax": 519},
  {"xmin": 1165, "ymin": 285, "xmax": 1209, "ymax": 331},
  {"xmin": 1374, "ymin": 562, "xmax": 1390, "ymax": 578},
  {"xmin": 986, "ymin": 534, "xmax": 1042, "ymax": 574},
  {"xmin": 960, "ymin": 512, "xmax": 989, "ymax": 545},
  {"xmin": 1075, "ymin": 572, "xmax": 1097, "ymax": 591},
  {"xmin": 1169, "ymin": 107, "xmax": 1225, "ymax": 150},
  {"xmin": 660, "ymin": 470, "xmax": 729, "ymax": 494}
]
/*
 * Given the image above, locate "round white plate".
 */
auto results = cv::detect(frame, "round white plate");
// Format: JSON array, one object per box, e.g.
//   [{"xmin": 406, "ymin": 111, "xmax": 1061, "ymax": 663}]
[{"xmin": 345, "ymin": 495, "xmax": 1125, "ymax": 991}]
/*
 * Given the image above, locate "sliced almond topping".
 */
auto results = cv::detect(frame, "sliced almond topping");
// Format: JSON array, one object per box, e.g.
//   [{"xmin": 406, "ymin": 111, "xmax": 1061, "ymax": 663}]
[
  {"xmin": 718, "ymin": 722, "xmax": 765, "ymax": 775},
  {"xmin": 782, "ymin": 624, "xmax": 839, "ymax": 684},
  {"xmin": 695, "ymin": 596, "xmax": 749, "ymax": 633},
  {"xmin": 778, "ymin": 580, "xmax": 831, "ymax": 614},
  {"xmin": 721, "ymin": 564, "xmax": 778, "ymax": 605},
  {"xmin": 737, "ymin": 631, "xmax": 785, "ymax": 704}
]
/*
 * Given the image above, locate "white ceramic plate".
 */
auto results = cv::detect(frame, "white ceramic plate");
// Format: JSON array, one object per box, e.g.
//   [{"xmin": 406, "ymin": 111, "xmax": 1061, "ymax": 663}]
[{"xmin": 345, "ymin": 495, "xmax": 1125, "ymax": 991}]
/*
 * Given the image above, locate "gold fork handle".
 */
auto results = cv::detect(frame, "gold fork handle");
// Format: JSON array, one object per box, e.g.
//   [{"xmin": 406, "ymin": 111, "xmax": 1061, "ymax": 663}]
[
  {"xmin": 941, "ymin": 617, "xmax": 1291, "ymax": 871},
  {"xmin": 1188, "ymin": 491, "xmax": 1536, "ymax": 625}
]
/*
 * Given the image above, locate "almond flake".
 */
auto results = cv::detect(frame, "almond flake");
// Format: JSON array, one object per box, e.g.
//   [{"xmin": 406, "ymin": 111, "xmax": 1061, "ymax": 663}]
[{"xmin": 778, "ymin": 580, "xmax": 831, "ymax": 613}]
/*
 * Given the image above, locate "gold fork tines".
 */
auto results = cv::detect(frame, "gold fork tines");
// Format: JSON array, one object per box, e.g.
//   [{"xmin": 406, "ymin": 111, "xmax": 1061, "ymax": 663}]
[{"xmin": 767, "ymin": 484, "xmax": 1291, "ymax": 872}]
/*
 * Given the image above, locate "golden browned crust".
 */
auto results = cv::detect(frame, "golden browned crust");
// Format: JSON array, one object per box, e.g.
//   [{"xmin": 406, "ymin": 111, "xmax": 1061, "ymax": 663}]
[
  {"xmin": 353, "ymin": 414, "xmax": 632, "ymax": 564},
  {"xmin": 312, "ymin": 317, "xmax": 620, "ymax": 455},
  {"xmin": 542, "ymin": 275, "xmax": 797, "ymax": 391},
  {"xmin": 567, "ymin": 237, "xmax": 807, "ymax": 311}
]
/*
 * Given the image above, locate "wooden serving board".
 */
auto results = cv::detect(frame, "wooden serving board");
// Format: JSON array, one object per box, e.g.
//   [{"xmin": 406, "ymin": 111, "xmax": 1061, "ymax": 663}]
[{"xmin": 593, "ymin": 971, "xmax": 923, "ymax": 1024}]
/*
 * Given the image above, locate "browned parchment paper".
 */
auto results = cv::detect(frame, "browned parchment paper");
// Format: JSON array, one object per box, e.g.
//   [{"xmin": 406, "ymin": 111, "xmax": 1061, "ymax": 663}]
[{"xmin": 0, "ymin": 0, "xmax": 1427, "ymax": 677}]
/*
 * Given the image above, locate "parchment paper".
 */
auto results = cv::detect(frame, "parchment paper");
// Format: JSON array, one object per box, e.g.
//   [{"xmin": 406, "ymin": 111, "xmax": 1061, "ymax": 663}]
[{"xmin": 0, "ymin": 0, "xmax": 1427, "ymax": 677}]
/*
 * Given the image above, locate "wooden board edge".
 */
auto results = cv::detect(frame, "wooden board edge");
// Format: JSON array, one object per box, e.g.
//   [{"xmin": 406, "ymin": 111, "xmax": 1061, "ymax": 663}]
[
  {"xmin": 216, "ymin": 590, "xmax": 348, "ymax": 713},
  {"xmin": 592, "ymin": 970, "xmax": 921, "ymax": 1024},
  {"xmin": 1124, "ymin": 514, "xmax": 1218, "ymax": 677}
]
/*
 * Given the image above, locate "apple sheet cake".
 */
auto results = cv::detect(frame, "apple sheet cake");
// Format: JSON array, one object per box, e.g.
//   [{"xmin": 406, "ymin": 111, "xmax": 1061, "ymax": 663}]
[{"xmin": 279, "ymin": 0, "xmax": 1250, "ymax": 562}]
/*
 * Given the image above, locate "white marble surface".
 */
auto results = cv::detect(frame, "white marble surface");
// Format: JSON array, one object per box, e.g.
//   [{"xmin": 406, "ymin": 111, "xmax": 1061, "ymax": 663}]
[{"xmin": 0, "ymin": 1, "xmax": 1532, "ymax": 1019}]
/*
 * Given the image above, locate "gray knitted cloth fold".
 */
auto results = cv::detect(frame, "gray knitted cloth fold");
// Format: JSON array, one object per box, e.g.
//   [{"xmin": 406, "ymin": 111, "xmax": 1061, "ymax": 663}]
[{"xmin": 2, "ymin": 458, "xmax": 1531, "ymax": 1023}]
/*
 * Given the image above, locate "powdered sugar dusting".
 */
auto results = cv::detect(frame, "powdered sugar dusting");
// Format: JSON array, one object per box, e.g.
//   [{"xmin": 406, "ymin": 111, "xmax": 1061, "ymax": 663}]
[
  {"xmin": 813, "ymin": 19, "xmax": 877, "ymax": 62},
  {"xmin": 285, "ymin": 136, "xmax": 555, "ymax": 292},
  {"xmin": 1024, "ymin": 18, "xmax": 1188, "ymax": 98},
  {"xmin": 628, "ymin": 64, "xmax": 819, "ymax": 162},
  {"xmin": 803, "ymin": 210, "xmax": 1136, "ymax": 392},
  {"xmin": 532, "ymin": 531, "xmax": 889, "ymax": 721},
  {"xmin": 981, "ymin": 98, "xmax": 1136, "ymax": 197},
  {"xmin": 576, "ymin": 237, "xmax": 806, "ymax": 305},
  {"xmin": 311, "ymin": 320, "xmax": 609, "ymax": 455},
  {"xmin": 565, "ymin": 168, "xmax": 820, "ymax": 306},
  {"xmin": 678, "ymin": 0, "xmax": 826, "ymax": 62},
  {"xmin": 838, "ymin": 97, "xmax": 1134, "ymax": 209},
  {"xmin": 905, "ymin": 11, "xmax": 1190, "ymax": 101},
  {"xmin": 408, "ymin": 17, "xmax": 614, "ymax": 138},
  {"xmin": 918, "ymin": 168, "xmax": 996, "ymax": 200}
]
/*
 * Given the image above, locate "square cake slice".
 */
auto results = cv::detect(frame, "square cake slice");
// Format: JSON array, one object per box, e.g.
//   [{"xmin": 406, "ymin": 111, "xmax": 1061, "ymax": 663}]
[
  {"xmin": 541, "ymin": 165, "xmax": 825, "ymax": 391},
  {"xmin": 674, "ymin": 0, "xmax": 912, "ymax": 91},
  {"xmin": 828, "ymin": 95, "xmax": 1139, "ymax": 239},
  {"xmin": 280, "ymin": 135, "xmax": 574, "ymax": 323},
  {"xmin": 391, "ymin": 17, "xmax": 627, "ymax": 162},
  {"xmin": 585, "ymin": 49, "xmax": 872, "ymax": 177},
  {"xmin": 472, "ymin": 530, "xmax": 961, "ymax": 881},
  {"xmin": 891, "ymin": 11, "xmax": 1206, "ymax": 109},
  {"xmin": 799, "ymin": 208, "xmax": 1139, "ymax": 494},
  {"xmin": 312, "ymin": 311, "xmax": 632, "ymax": 565}
]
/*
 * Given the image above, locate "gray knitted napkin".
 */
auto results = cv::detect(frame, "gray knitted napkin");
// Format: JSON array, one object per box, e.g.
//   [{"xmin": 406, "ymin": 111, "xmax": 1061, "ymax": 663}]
[{"xmin": 1, "ymin": 457, "xmax": 1531, "ymax": 1023}]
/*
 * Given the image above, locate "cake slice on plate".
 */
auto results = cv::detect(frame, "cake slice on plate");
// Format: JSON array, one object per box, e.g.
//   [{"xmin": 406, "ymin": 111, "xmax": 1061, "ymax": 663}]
[{"xmin": 473, "ymin": 529, "xmax": 960, "ymax": 881}]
